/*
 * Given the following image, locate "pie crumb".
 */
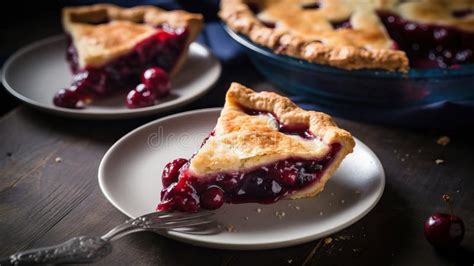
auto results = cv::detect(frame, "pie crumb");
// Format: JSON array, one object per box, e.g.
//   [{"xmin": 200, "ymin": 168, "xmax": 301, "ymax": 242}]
[
  {"xmin": 341, "ymin": 200, "xmax": 345, "ymax": 204},
  {"xmin": 288, "ymin": 259, "xmax": 293, "ymax": 264},
  {"xmin": 294, "ymin": 205, "xmax": 301, "ymax": 210},
  {"xmin": 436, "ymin": 136, "xmax": 450, "ymax": 146},
  {"xmin": 324, "ymin": 237, "xmax": 333, "ymax": 245},
  {"xmin": 435, "ymin": 159, "xmax": 445, "ymax": 165},
  {"xmin": 256, "ymin": 208, "xmax": 262, "ymax": 213},
  {"xmin": 319, "ymin": 211, "xmax": 324, "ymax": 216},
  {"xmin": 244, "ymin": 216, "xmax": 249, "ymax": 220},
  {"xmin": 55, "ymin": 157, "xmax": 62, "ymax": 163}
]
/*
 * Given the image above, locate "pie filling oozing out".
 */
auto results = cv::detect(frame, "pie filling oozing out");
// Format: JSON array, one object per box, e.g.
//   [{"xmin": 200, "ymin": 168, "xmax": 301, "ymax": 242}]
[
  {"xmin": 157, "ymin": 83, "xmax": 355, "ymax": 212},
  {"xmin": 219, "ymin": 0, "xmax": 474, "ymax": 71},
  {"xmin": 58, "ymin": 27, "xmax": 188, "ymax": 109},
  {"xmin": 65, "ymin": 26, "xmax": 188, "ymax": 93},
  {"xmin": 55, "ymin": 4, "xmax": 203, "ymax": 109}
]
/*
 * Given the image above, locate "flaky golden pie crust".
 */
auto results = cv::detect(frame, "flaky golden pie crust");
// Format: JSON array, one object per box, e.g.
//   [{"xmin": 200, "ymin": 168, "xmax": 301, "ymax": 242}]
[
  {"xmin": 220, "ymin": 0, "xmax": 474, "ymax": 72},
  {"xmin": 63, "ymin": 4, "xmax": 203, "ymax": 75},
  {"xmin": 189, "ymin": 83, "xmax": 355, "ymax": 199}
]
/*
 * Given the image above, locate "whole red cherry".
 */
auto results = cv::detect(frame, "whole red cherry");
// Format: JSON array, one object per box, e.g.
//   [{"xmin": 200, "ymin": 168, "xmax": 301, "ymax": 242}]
[
  {"xmin": 125, "ymin": 84, "xmax": 156, "ymax": 108},
  {"xmin": 141, "ymin": 67, "xmax": 171, "ymax": 98},
  {"xmin": 424, "ymin": 194, "xmax": 465, "ymax": 249}
]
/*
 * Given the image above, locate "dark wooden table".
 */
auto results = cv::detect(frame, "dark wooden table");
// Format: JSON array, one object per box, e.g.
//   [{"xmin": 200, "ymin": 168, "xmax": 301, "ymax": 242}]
[{"xmin": 1, "ymin": 62, "xmax": 473, "ymax": 265}]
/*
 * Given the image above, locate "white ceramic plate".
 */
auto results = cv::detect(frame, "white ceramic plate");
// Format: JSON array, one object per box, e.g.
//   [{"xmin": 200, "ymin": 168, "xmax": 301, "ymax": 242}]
[
  {"xmin": 98, "ymin": 108, "xmax": 385, "ymax": 250},
  {"xmin": 1, "ymin": 36, "xmax": 221, "ymax": 119}
]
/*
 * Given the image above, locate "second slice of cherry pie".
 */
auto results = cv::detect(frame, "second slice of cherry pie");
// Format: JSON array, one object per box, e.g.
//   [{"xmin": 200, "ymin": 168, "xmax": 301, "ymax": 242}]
[
  {"xmin": 158, "ymin": 83, "xmax": 355, "ymax": 212},
  {"xmin": 54, "ymin": 4, "xmax": 203, "ymax": 109}
]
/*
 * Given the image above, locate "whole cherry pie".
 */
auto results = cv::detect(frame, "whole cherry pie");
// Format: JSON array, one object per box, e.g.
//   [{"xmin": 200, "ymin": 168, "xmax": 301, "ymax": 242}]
[
  {"xmin": 220, "ymin": 0, "xmax": 474, "ymax": 71},
  {"xmin": 157, "ymin": 83, "xmax": 355, "ymax": 212},
  {"xmin": 54, "ymin": 4, "xmax": 203, "ymax": 109}
]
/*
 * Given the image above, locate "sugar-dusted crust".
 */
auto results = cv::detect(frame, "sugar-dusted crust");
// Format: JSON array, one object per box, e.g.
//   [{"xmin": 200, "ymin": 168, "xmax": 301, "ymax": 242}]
[
  {"xmin": 189, "ymin": 83, "xmax": 355, "ymax": 199},
  {"xmin": 219, "ymin": 0, "xmax": 473, "ymax": 72},
  {"xmin": 63, "ymin": 4, "xmax": 203, "ymax": 76}
]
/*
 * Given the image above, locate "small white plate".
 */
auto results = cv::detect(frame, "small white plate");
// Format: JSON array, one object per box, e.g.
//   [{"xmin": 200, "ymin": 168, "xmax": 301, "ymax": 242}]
[
  {"xmin": 2, "ymin": 36, "xmax": 221, "ymax": 119},
  {"xmin": 98, "ymin": 108, "xmax": 385, "ymax": 250}
]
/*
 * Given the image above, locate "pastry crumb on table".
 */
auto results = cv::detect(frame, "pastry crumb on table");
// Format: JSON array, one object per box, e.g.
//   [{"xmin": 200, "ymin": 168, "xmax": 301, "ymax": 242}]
[{"xmin": 436, "ymin": 136, "xmax": 450, "ymax": 146}]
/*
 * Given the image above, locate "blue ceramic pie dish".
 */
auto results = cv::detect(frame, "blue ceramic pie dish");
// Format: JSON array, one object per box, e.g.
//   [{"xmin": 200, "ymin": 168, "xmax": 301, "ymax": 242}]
[{"xmin": 224, "ymin": 26, "xmax": 474, "ymax": 108}]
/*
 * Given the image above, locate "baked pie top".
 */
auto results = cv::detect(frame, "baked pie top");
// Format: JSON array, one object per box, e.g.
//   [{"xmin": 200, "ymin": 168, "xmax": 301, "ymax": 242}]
[
  {"xmin": 188, "ymin": 82, "xmax": 355, "ymax": 177},
  {"xmin": 220, "ymin": 0, "xmax": 474, "ymax": 71},
  {"xmin": 63, "ymin": 4, "xmax": 203, "ymax": 68}
]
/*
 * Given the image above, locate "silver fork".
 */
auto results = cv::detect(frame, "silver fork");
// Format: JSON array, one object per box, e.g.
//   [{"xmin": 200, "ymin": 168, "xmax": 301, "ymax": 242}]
[{"xmin": 0, "ymin": 211, "xmax": 217, "ymax": 265}]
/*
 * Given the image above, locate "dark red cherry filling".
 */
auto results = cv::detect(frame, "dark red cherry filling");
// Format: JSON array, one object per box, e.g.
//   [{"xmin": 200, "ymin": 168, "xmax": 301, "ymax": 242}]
[
  {"xmin": 377, "ymin": 11, "xmax": 474, "ymax": 68},
  {"xmin": 55, "ymin": 25, "xmax": 187, "ymax": 109},
  {"xmin": 246, "ymin": 2, "xmax": 474, "ymax": 69},
  {"xmin": 53, "ymin": 88, "xmax": 84, "ymax": 109},
  {"xmin": 242, "ymin": 108, "xmax": 315, "ymax": 139},
  {"xmin": 200, "ymin": 186, "xmax": 225, "ymax": 210},
  {"xmin": 162, "ymin": 158, "xmax": 189, "ymax": 188},
  {"xmin": 157, "ymin": 108, "xmax": 340, "ymax": 212},
  {"xmin": 125, "ymin": 84, "xmax": 156, "ymax": 109},
  {"xmin": 247, "ymin": 2, "xmax": 261, "ymax": 15},
  {"xmin": 140, "ymin": 67, "xmax": 171, "ymax": 97},
  {"xmin": 331, "ymin": 19, "xmax": 352, "ymax": 30},
  {"xmin": 301, "ymin": 2, "xmax": 320, "ymax": 10}
]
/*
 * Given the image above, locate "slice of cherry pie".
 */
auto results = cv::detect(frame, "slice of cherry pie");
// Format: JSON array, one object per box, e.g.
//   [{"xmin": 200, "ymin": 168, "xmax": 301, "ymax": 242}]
[
  {"xmin": 54, "ymin": 4, "xmax": 203, "ymax": 109},
  {"xmin": 157, "ymin": 83, "xmax": 355, "ymax": 212},
  {"xmin": 220, "ymin": 0, "xmax": 474, "ymax": 71}
]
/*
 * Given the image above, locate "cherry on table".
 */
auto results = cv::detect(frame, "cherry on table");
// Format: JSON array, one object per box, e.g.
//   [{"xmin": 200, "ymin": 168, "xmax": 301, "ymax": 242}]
[{"xmin": 424, "ymin": 194, "xmax": 465, "ymax": 249}]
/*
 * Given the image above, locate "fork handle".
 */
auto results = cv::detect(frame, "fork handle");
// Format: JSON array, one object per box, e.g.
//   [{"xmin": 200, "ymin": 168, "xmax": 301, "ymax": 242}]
[{"xmin": 0, "ymin": 236, "xmax": 112, "ymax": 265}]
